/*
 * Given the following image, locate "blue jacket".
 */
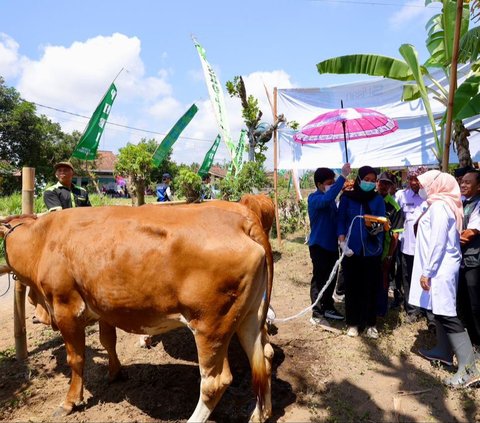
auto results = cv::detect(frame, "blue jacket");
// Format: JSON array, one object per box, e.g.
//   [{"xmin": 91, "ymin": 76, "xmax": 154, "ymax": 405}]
[
  {"xmin": 308, "ymin": 175, "xmax": 345, "ymax": 252},
  {"xmin": 337, "ymin": 193, "xmax": 386, "ymax": 257}
]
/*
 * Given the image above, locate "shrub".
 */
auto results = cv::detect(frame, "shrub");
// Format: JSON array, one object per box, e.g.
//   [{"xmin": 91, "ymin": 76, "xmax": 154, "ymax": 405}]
[
  {"xmin": 174, "ymin": 169, "xmax": 202, "ymax": 203},
  {"xmin": 219, "ymin": 162, "xmax": 268, "ymax": 201}
]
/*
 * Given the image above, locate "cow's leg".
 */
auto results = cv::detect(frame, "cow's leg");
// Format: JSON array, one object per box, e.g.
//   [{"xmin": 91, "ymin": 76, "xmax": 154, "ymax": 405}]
[
  {"xmin": 188, "ymin": 333, "xmax": 233, "ymax": 423},
  {"xmin": 52, "ymin": 313, "xmax": 86, "ymax": 416},
  {"xmin": 237, "ymin": 312, "xmax": 273, "ymax": 423},
  {"xmin": 99, "ymin": 320, "xmax": 122, "ymax": 382}
]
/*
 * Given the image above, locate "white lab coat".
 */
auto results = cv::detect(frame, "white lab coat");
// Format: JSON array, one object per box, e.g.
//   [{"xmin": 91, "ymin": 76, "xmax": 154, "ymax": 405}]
[{"xmin": 409, "ymin": 201, "xmax": 461, "ymax": 316}]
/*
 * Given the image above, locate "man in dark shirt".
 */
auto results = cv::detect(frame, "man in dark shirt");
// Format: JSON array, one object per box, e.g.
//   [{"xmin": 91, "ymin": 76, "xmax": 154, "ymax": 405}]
[{"xmin": 43, "ymin": 162, "xmax": 91, "ymax": 211}]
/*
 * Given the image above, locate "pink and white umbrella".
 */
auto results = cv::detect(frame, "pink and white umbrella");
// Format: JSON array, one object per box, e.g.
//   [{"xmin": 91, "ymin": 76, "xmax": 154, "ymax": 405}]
[{"xmin": 293, "ymin": 107, "xmax": 398, "ymax": 162}]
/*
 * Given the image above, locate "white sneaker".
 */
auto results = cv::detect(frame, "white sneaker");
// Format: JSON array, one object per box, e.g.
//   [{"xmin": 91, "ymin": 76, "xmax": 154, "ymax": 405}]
[
  {"xmin": 365, "ymin": 326, "xmax": 379, "ymax": 339},
  {"xmin": 310, "ymin": 316, "xmax": 331, "ymax": 327},
  {"xmin": 346, "ymin": 326, "xmax": 359, "ymax": 337}
]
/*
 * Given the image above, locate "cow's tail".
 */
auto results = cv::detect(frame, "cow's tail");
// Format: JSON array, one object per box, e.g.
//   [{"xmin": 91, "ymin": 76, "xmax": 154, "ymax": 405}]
[{"xmin": 251, "ymin": 318, "xmax": 273, "ymax": 422}]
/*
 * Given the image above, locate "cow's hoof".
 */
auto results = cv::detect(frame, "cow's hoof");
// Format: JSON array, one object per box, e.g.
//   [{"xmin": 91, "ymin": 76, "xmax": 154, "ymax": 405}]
[
  {"xmin": 52, "ymin": 405, "xmax": 72, "ymax": 417},
  {"xmin": 108, "ymin": 369, "xmax": 128, "ymax": 384}
]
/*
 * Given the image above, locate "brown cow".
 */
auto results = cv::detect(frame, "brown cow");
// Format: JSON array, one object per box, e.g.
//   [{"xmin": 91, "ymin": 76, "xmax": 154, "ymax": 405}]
[
  {"xmin": 239, "ymin": 194, "xmax": 275, "ymax": 235},
  {"xmin": 0, "ymin": 203, "xmax": 273, "ymax": 422}
]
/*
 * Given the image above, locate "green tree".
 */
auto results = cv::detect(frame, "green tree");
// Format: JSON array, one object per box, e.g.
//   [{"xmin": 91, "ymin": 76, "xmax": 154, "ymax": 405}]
[
  {"xmin": 316, "ymin": 0, "xmax": 476, "ymax": 167},
  {"xmin": 226, "ymin": 76, "xmax": 286, "ymax": 164},
  {"xmin": 0, "ymin": 78, "xmax": 88, "ymax": 192},
  {"xmin": 114, "ymin": 141, "xmax": 154, "ymax": 206}
]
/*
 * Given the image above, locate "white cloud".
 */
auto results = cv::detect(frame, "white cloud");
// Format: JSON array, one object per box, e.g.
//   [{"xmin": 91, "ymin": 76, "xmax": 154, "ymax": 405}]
[
  {"xmin": 0, "ymin": 33, "xmax": 27, "ymax": 79},
  {"xmin": 171, "ymin": 70, "xmax": 296, "ymax": 167},
  {"xmin": 389, "ymin": 0, "xmax": 437, "ymax": 30},
  {"xmin": 17, "ymin": 33, "xmax": 172, "ymax": 113}
]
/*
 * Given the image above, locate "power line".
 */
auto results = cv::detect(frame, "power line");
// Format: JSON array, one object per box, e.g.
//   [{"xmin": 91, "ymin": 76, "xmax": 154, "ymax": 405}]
[
  {"xmin": 310, "ymin": 0, "xmax": 441, "ymax": 7},
  {"xmin": 26, "ymin": 99, "xmax": 216, "ymax": 144}
]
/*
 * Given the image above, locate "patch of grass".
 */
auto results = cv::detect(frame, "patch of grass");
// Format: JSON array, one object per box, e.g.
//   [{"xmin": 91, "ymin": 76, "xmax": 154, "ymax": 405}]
[{"xmin": 0, "ymin": 346, "xmax": 15, "ymax": 363}]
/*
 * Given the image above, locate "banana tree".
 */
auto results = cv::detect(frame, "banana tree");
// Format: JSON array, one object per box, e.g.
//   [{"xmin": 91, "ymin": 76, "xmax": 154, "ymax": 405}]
[{"xmin": 316, "ymin": 0, "xmax": 471, "ymax": 166}]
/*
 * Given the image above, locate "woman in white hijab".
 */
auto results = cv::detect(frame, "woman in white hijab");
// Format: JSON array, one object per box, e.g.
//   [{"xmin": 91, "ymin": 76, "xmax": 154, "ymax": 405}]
[{"xmin": 409, "ymin": 170, "xmax": 479, "ymax": 388}]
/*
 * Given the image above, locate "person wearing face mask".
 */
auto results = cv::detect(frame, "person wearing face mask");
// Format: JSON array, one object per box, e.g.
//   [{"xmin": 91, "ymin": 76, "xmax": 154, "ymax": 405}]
[
  {"xmin": 307, "ymin": 163, "xmax": 351, "ymax": 327},
  {"xmin": 337, "ymin": 166, "xmax": 386, "ymax": 338},
  {"xmin": 409, "ymin": 170, "xmax": 479, "ymax": 388}
]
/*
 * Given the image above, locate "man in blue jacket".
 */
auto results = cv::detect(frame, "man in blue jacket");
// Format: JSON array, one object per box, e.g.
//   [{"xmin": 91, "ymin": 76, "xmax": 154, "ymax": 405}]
[{"xmin": 308, "ymin": 162, "xmax": 351, "ymax": 326}]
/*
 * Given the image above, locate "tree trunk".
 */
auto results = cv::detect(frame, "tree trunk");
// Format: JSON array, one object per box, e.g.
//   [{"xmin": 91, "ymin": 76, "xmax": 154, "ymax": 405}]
[
  {"xmin": 135, "ymin": 180, "xmax": 145, "ymax": 206},
  {"xmin": 453, "ymin": 120, "xmax": 473, "ymax": 168}
]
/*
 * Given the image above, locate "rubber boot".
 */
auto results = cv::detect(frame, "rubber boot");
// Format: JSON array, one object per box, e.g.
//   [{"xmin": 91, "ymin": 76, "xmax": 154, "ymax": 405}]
[
  {"xmin": 418, "ymin": 320, "xmax": 454, "ymax": 366},
  {"xmin": 444, "ymin": 331, "xmax": 480, "ymax": 388}
]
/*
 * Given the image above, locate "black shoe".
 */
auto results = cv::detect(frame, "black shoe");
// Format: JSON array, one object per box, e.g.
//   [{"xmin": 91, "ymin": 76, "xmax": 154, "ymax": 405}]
[{"xmin": 324, "ymin": 308, "xmax": 345, "ymax": 321}]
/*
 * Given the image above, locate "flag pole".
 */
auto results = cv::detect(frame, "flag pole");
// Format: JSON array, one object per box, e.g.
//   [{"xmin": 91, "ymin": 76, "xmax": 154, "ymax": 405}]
[
  {"xmin": 441, "ymin": 0, "xmax": 463, "ymax": 172},
  {"xmin": 273, "ymin": 87, "xmax": 282, "ymax": 245},
  {"xmin": 341, "ymin": 99, "xmax": 348, "ymax": 163}
]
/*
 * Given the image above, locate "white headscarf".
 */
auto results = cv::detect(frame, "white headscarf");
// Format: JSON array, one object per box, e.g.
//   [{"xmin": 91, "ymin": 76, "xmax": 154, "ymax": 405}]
[{"xmin": 417, "ymin": 170, "xmax": 463, "ymax": 232}]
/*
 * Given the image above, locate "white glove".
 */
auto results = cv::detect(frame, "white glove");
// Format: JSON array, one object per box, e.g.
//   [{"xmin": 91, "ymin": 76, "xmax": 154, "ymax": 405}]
[{"xmin": 339, "ymin": 241, "xmax": 354, "ymax": 257}]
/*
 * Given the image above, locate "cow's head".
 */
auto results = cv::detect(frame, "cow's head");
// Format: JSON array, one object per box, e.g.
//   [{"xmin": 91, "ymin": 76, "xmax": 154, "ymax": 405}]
[{"xmin": 0, "ymin": 213, "xmax": 38, "ymax": 239}]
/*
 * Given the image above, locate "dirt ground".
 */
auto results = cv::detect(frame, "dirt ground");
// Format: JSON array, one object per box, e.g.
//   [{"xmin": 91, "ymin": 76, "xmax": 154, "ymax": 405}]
[{"xmin": 0, "ymin": 234, "xmax": 479, "ymax": 423}]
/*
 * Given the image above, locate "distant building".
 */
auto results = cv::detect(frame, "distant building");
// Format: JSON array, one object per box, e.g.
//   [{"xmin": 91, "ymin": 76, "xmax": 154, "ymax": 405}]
[{"xmin": 76, "ymin": 150, "xmax": 117, "ymax": 191}]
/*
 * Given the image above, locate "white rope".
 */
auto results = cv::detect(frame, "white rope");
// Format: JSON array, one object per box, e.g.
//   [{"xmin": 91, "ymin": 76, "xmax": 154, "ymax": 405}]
[{"xmin": 269, "ymin": 215, "xmax": 364, "ymax": 324}]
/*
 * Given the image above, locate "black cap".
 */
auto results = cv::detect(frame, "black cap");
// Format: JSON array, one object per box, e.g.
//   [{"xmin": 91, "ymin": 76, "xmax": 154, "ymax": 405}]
[
  {"xmin": 378, "ymin": 171, "xmax": 396, "ymax": 185},
  {"xmin": 454, "ymin": 166, "xmax": 475, "ymax": 178},
  {"xmin": 162, "ymin": 173, "xmax": 172, "ymax": 180},
  {"xmin": 54, "ymin": 161, "xmax": 74, "ymax": 171}
]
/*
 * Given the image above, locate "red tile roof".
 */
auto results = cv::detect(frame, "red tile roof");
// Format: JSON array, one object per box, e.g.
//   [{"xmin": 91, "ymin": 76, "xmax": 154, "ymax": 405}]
[
  {"xmin": 209, "ymin": 165, "xmax": 227, "ymax": 178},
  {"xmin": 93, "ymin": 151, "xmax": 117, "ymax": 173}
]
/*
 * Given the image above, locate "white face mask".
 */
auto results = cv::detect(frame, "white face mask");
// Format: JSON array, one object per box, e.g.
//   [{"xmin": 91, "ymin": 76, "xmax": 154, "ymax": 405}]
[
  {"xmin": 324, "ymin": 184, "xmax": 333, "ymax": 192},
  {"xmin": 418, "ymin": 187, "xmax": 428, "ymax": 200}
]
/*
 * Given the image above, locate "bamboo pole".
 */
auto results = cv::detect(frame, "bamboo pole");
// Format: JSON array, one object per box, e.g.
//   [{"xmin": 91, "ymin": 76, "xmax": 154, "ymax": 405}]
[
  {"xmin": 273, "ymin": 88, "xmax": 282, "ymax": 245},
  {"xmin": 442, "ymin": 0, "xmax": 463, "ymax": 172},
  {"xmin": 14, "ymin": 167, "xmax": 34, "ymax": 360}
]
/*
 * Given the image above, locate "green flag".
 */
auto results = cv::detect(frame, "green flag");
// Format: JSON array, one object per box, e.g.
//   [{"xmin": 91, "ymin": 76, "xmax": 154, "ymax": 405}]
[
  {"xmin": 198, "ymin": 134, "xmax": 221, "ymax": 177},
  {"xmin": 233, "ymin": 130, "xmax": 246, "ymax": 172},
  {"xmin": 152, "ymin": 104, "xmax": 199, "ymax": 167},
  {"xmin": 71, "ymin": 82, "xmax": 117, "ymax": 160}
]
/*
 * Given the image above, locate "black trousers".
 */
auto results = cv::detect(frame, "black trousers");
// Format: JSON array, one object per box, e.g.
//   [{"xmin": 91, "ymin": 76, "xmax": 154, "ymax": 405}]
[
  {"xmin": 343, "ymin": 254, "xmax": 382, "ymax": 329},
  {"xmin": 457, "ymin": 266, "xmax": 480, "ymax": 345},
  {"xmin": 401, "ymin": 253, "xmax": 421, "ymax": 315},
  {"xmin": 309, "ymin": 245, "xmax": 338, "ymax": 316},
  {"xmin": 402, "ymin": 253, "xmax": 435, "ymax": 323},
  {"xmin": 434, "ymin": 314, "xmax": 466, "ymax": 334}
]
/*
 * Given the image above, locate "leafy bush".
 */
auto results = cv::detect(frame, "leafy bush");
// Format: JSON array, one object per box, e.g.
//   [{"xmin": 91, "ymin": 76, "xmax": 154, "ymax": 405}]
[
  {"xmin": 174, "ymin": 169, "xmax": 202, "ymax": 203},
  {"xmin": 219, "ymin": 161, "xmax": 268, "ymax": 201},
  {"xmin": 272, "ymin": 189, "xmax": 309, "ymax": 238}
]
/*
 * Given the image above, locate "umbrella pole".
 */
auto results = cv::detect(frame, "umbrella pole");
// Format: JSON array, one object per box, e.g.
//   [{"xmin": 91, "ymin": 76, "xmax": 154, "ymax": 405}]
[{"xmin": 342, "ymin": 120, "xmax": 348, "ymax": 163}]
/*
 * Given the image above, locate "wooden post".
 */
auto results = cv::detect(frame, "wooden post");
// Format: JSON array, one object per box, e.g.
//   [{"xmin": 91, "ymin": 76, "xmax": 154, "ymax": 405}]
[
  {"xmin": 273, "ymin": 88, "xmax": 282, "ymax": 245},
  {"xmin": 14, "ymin": 167, "xmax": 34, "ymax": 360},
  {"xmin": 442, "ymin": 0, "xmax": 463, "ymax": 172}
]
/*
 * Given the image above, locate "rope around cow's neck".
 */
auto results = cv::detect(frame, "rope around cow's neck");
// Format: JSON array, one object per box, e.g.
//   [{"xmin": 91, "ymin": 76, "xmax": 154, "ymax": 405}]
[{"xmin": 269, "ymin": 215, "xmax": 364, "ymax": 324}]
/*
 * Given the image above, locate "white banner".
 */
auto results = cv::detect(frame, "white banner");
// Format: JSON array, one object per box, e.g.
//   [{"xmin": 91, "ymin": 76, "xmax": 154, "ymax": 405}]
[
  {"xmin": 277, "ymin": 65, "xmax": 480, "ymax": 170},
  {"xmin": 193, "ymin": 37, "xmax": 237, "ymax": 166}
]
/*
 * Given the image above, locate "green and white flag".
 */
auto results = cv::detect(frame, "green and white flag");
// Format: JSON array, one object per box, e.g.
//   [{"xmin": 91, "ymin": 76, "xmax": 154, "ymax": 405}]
[
  {"xmin": 198, "ymin": 134, "xmax": 221, "ymax": 177},
  {"xmin": 152, "ymin": 103, "xmax": 199, "ymax": 167},
  {"xmin": 192, "ymin": 37, "xmax": 237, "ymax": 167},
  {"xmin": 71, "ymin": 82, "xmax": 117, "ymax": 161},
  {"xmin": 233, "ymin": 130, "xmax": 247, "ymax": 172}
]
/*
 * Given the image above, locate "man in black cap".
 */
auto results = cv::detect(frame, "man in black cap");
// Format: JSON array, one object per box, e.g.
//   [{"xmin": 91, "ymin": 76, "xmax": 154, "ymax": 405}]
[
  {"xmin": 454, "ymin": 165, "xmax": 475, "ymax": 190},
  {"xmin": 376, "ymin": 171, "xmax": 404, "ymax": 316},
  {"xmin": 43, "ymin": 161, "xmax": 91, "ymax": 211},
  {"xmin": 156, "ymin": 173, "xmax": 173, "ymax": 202}
]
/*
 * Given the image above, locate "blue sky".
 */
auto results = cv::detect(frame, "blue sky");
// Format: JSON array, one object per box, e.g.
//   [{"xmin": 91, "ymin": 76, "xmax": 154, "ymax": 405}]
[{"xmin": 0, "ymin": 0, "xmax": 441, "ymax": 166}]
